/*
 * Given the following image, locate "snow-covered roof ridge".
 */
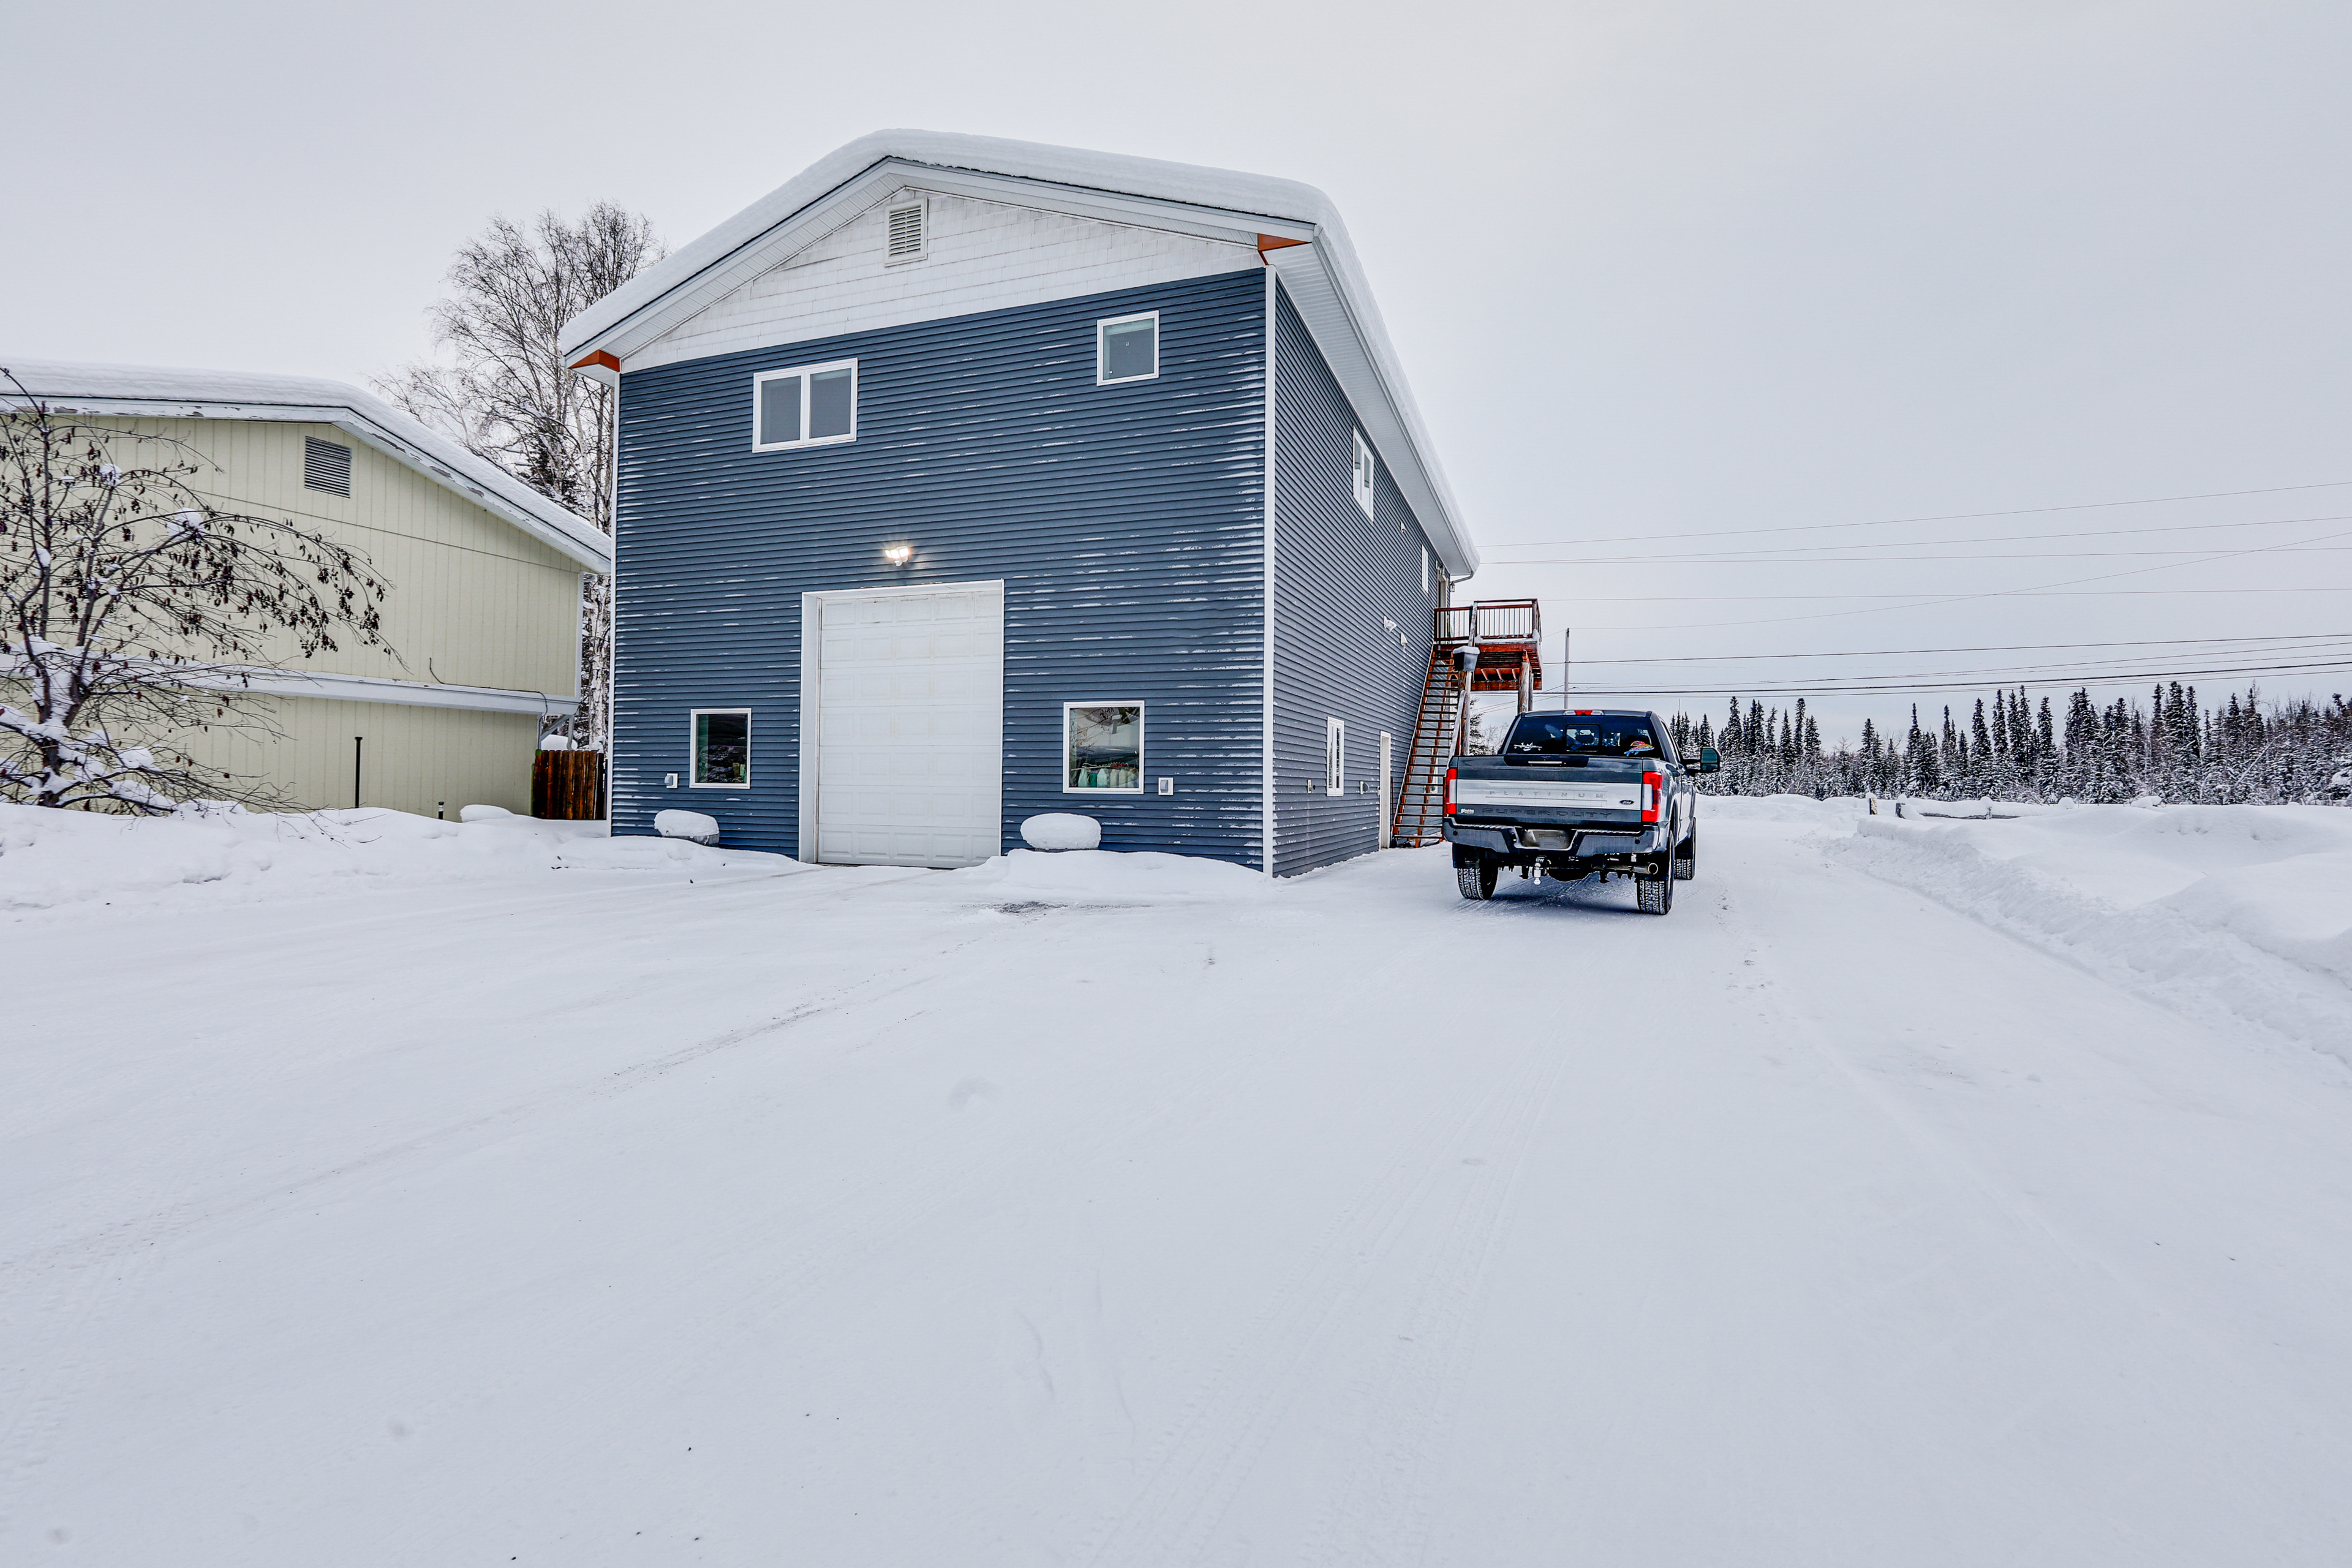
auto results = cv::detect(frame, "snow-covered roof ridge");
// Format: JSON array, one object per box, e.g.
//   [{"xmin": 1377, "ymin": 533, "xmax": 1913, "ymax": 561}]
[
  {"xmin": 0, "ymin": 358, "xmax": 611, "ymax": 573},
  {"xmin": 559, "ymin": 129, "xmax": 1477, "ymax": 576}
]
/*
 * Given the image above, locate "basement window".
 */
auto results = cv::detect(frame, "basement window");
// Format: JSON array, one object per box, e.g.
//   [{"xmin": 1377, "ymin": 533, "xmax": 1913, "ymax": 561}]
[
  {"xmin": 1097, "ymin": 312, "xmax": 1159, "ymax": 384},
  {"xmin": 1065, "ymin": 703, "xmax": 1143, "ymax": 793},
  {"xmin": 1351, "ymin": 431, "xmax": 1376, "ymax": 518},
  {"xmin": 690, "ymin": 709, "xmax": 750, "ymax": 787},
  {"xmin": 752, "ymin": 360, "xmax": 858, "ymax": 451},
  {"xmin": 1326, "ymin": 717, "xmax": 1347, "ymax": 797},
  {"xmin": 885, "ymin": 198, "xmax": 927, "ymax": 263},
  {"xmin": 304, "ymin": 437, "xmax": 352, "ymax": 497}
]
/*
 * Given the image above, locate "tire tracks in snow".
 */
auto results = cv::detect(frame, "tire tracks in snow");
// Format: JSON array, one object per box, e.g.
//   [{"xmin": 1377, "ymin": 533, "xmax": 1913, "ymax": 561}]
[
  {"xmin": 0, "ymin": 873, "xmax": 981, "ymax": 1540},
  {"xmin": 1298, "ymin": 1042, "xmax": 1570, "ymax": 1567},
  {"xmin": 1077, "ymin": 1039, "xmax": 1568, "ymax": 1568}
]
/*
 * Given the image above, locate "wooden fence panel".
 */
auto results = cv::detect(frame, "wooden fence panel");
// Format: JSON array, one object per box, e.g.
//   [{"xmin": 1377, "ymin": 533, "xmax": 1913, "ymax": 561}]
[{"xmin": 532, "ymin": 750, "xmax": 605, "ymax": 820}]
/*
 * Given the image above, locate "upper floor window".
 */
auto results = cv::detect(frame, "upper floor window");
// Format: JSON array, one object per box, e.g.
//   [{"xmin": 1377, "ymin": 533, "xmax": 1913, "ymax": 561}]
[
  {"xmin": 304, "ymin": 436, "xmax": 352, "ymax": 497},
  {"xmin": 1351, "ymin": 431, "xmax": 1376, "ymax": 518},
  {"xmin": 1098, "ymin": 312, "xmax": 1159, "ymax": 385},
  {"xmin": 752, "ymin": 360, "xmax": 858, "ymax": 451}
]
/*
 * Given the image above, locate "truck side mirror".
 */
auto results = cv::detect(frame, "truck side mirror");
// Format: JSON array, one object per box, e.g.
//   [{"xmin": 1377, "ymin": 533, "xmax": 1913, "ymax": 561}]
[{"xmin": 1699, "ymin": 747, "xmax": 1721, "ymax": 774}]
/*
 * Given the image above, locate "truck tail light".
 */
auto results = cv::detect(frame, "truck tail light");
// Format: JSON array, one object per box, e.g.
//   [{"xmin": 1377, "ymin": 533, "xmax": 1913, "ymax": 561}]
[
  {"xmin": 1444, "ymin": 767, "xmax": 1458, "ymax": 816},
  {"xmin": 1640, "ymin": 768, "xmax": 1663, "ymax": 823}
]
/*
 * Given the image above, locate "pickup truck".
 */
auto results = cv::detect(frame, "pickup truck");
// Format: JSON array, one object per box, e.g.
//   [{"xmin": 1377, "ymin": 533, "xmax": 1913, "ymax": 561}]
[{"xmin": 1441, "ymin": 709, "xmax": 1718, "ymax": 913}]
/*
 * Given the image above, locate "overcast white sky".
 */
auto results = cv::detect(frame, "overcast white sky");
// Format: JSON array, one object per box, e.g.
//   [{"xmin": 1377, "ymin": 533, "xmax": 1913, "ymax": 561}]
[{"xmin": 9, "ymin": 0, "xmax": 2346, "ymax": 744}]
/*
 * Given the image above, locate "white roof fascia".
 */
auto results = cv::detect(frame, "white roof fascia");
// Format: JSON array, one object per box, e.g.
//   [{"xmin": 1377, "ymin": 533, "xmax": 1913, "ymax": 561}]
[
  {"xmin": 1264, "ymin": 244, "xmax": 1477, "ymax": 577},
  {"xmin": 580, "ymin": 161, "xmax": 1288, "ymax": 367},
  {"xmin": 0, "ymin": 361, "xmax": 612, "ymax": 574},
  {"xmin": 558, "ymin": 129, "xmax": 1475, "ymax": 577}
]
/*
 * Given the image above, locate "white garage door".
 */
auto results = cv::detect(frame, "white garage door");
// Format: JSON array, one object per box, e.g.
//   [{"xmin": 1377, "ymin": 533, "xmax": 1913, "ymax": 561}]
[{"xmin": 810, "ymin": 582, "xmax": 1004, "ymax": 868}]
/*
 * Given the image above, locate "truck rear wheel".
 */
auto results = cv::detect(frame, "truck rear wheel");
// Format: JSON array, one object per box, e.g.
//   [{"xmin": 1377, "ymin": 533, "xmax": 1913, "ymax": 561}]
[
  {"xmin": 1456, "ymin": 856, "xmax": 1499, "ymax": 901},
  {"xmin": 1636, "ymin": 864, "xmax": 1675, "ymax": 914}
]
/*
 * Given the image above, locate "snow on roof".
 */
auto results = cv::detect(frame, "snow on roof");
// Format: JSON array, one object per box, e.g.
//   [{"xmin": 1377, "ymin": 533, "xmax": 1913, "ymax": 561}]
[
  {"xmin": 0, "ymin": 359, "xmax": 611, "ymax": 573},
  {"xmin": 560, "ymin": 129, "xmax": 1479, "ymax": 577}
]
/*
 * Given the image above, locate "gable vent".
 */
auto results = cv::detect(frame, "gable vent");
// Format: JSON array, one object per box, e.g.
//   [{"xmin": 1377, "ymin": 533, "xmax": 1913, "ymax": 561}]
[
  {"xmin": 886, "ymin": 201, "xmax": 926, "ymax": 261},
  {"xmin": 304, "ymin": 436, "xmax": 352, "ymax": 497}
]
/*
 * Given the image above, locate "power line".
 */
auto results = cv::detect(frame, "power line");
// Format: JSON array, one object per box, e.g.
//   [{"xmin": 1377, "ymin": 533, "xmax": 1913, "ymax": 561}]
[
  {"xmin": 1555, "ymin": 586, "xmax": 2352, "ymax": 604},
  {"xmin": 1504, "ymin": 546, "xmax": 2352, "ymax": 566},
  {"xmin": 1488, "ymin": 510, "xmax": 2352, "ymax": 564},
  {"xmin": 1569, "ymin": 633, "xmax": 2352, "ymax": 665},
  {"xmin": 1487, "ymin": 480, "xmax": 2352, "ymax": 551},
  {"xmin": 1546, "ymin": 522, "xmax": 2352, "ymax": 635},
  {"xmin": 1558, "ymin": 655, "xmax": 2352, "ymax": 699}
]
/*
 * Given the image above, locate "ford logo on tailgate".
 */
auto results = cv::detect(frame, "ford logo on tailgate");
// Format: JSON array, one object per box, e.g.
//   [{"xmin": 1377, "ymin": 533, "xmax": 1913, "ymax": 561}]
[{"xmin": 1454, "ymin": 783, "xmax": 1633, "ymax": 808}]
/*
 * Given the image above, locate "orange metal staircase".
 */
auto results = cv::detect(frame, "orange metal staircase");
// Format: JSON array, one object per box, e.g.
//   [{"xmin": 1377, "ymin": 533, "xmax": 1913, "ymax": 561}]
[{"xmin": 1390, "ymin": 600, "xmax": 1544, "ymax": 847}]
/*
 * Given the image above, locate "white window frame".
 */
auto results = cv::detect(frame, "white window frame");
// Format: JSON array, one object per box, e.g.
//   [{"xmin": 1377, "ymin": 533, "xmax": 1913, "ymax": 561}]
[
  {"xmin": 1062, "ymin": 701, "xmax": 1145, "ymax": 794},
  {"xmin": 750, "ymin": 359, "xmax": 859, "ymax": 452},
  {"xmin": 1326, "ymin": 717, "xmax": 1347, "ymax": 797},
  {"xmin": 1096, "ymin": 311, "xmax": 1160, "ymax": 385},
  {"xmin": 1351, "ymin": 430, "xmax": 1377, "ymax": 518},
  {"xmin": 688, "ymin": 708, "xmax": 752, "ymax": 790},
  {"xmin": 1422, "ymin": 546, "xmax": 1431, "ymax": 595},
  {"xmin": 884, "ymin": 197, "xmax": 927, "ymax": 265}
]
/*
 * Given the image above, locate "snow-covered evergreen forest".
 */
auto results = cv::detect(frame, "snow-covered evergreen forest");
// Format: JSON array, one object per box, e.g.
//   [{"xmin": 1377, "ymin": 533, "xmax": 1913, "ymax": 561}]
[{"xmin": 1664, "ymin": 684, "xmax": 2352, "ymax": 804}]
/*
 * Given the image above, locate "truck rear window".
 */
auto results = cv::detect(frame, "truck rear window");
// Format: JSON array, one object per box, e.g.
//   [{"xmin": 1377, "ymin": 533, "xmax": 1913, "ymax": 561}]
[{"xmin": 1504, "ymin": 714, "xmax": 1665, "ymax": 758}]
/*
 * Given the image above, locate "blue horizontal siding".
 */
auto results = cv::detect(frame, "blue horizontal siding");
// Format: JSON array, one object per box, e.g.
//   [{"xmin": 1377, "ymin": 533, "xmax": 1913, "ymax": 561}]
[
  {"xmin": 1270, "ymin": 285, "xmax": 1441, "ymax": 876},
  {"xmin": 611, "ymin": 268, "xmax": 1270, "ymax": 865}
]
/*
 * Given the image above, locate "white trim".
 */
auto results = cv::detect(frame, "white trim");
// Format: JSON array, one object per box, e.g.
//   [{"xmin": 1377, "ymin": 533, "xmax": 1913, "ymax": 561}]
[
  {"xmin": 1351, "ymin": 429, "xmax": 1376, "ymax": 518},
  {"xmin": 1261, "ymin": 267, "xmax": 1279, "ymax": 876},
  {"xmin": 1095, "ymin": 311, "xmax": 1161, "ymax": 385},
  {"xmin": 1325, "ymin": 716, "xmax": 1347, "ymax": 797},
  {"xmin": 1061, "ymin": 701, "xmax": 1145, "ymax": 794},
  {"xmin": 0, "ymin": 652, "xmax": 575, "ymax": 716},
  {"xmin": 797, "ymin": 579, "xmax": 1008, "ymax": 865},
  {"xmin": 688, "ymin": 707, "xmax": 752, "ymax": 788},
  {"xmin": 0, "ymin": 366, "xmax": 612, "ymax": 573},
  {"xmin": 1262, "ymin": 241, "xmax": 1475, "ymax": 576},
  {"xmin": 883, "ymin": 195, "xmax": 929, "ymax": 265},
  {"xmin": 752, "ymin": 358, "xmax": 859, "ymax": 451},
  {"xmin": 553, "ymin": 132, "xmax": 1476, "ymax": 576},
  {"xmin": 797, "ymin": 592, "xmax": 822, "ymax": 862}
]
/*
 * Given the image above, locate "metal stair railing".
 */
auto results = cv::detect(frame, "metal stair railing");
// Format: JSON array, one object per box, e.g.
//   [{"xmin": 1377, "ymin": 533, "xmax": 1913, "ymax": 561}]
[{"xmin": 1392, "ymin": 639, "xmax": 1472, "ymax": 847}]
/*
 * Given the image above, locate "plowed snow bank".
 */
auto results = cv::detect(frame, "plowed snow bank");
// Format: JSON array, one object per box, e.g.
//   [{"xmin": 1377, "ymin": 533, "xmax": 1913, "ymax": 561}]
[
  {"xmin": 0, "ymin": 803, "xmax": 801, "ymax": 915},
  {"xmin": 1831, "ymin": 802, "xmax": 2352, "ymax": 1059}
]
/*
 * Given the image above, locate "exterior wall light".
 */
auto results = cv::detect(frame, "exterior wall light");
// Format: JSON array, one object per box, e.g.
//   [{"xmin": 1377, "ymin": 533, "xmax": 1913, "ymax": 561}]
[{"xmin": 882, "ymin": 542, "xmax": 914, "ymax": 566}]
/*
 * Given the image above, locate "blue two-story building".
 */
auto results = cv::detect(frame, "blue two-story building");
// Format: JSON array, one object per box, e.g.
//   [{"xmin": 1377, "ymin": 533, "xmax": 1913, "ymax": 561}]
[{"xmin": 561, "ymin": 130, "xmax": 1482, "ymax": 875}]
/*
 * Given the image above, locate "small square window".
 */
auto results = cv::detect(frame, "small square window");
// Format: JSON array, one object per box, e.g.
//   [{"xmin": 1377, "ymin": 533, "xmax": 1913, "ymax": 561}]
[
  {"xmin": 752, "ymin": 360, "xmax": 858, "ymax": 451},
  {"xmin": 691, "ymin": 709, "xmax": 750, "ymax": 787},
  {"xmin": 1097, "ymin": 312, "xmax": 1159, "ymax": 385},
  {"xmin": 1065, "ymin": 703, "xmax": 1143, "ymax": 793},
  {"xmin": 1326, "ymin": 717, "xmax": 1347, "ymax": 797},
  {"xmin": 1351, "ymin": 431, "xmax": 1376, "ymax": 518}
]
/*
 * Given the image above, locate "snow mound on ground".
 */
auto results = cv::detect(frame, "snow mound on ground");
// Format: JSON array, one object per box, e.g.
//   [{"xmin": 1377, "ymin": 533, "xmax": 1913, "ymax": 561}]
[
  {"xmin": 950, "ymin": 848, "xmax": 1267, "ymax": 902},
  {"xmin": 0, "ymin": 803, "xmax": 801, "ymax": 916},
  {"xmin": 1700, "ymin": 793, "xmax": 1866, "ymax": 824},
  {"xmin": 1833, "ymin": 803, "xmax": 2352, "ymax": 1058}
]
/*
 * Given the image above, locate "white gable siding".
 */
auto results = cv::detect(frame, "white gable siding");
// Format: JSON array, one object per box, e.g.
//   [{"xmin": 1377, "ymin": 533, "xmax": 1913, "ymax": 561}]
[{"xmin": 630, "ymin": 191, "xmax": 1256, "ymax": 371}]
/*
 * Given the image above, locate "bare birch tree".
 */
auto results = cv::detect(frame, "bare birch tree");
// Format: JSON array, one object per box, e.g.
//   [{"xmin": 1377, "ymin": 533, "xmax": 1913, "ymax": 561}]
[
  {"xmin": 1, "ymin": 374, "xmax": 390, "ymax": 810},
  {"xmin": 376, "ymin": 203, "xmax": 661, "ymax": 751}
]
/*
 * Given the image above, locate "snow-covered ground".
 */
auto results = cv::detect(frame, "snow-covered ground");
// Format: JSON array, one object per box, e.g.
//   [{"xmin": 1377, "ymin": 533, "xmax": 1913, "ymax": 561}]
[{"xmin": 4, "ymin": 798, "xmax": 2350, "ymax": 1566}]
